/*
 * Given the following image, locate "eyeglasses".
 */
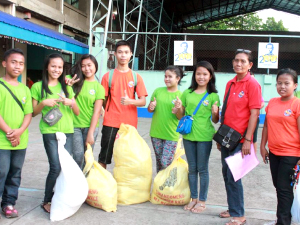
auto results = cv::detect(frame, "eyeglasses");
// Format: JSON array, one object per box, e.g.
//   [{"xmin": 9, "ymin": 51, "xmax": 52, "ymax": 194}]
[{"xmin": 236, "ymin": 49, "xmax": 252, "ymax": 54}]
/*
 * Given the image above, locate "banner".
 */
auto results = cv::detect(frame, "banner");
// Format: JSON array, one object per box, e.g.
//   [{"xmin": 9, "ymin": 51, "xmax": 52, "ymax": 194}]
[
  {"xmin": 174, "ymin": 41, "xmax": 193, "ymax": 66},
  {"xmin": 258, "ymin": 42, "xmax": 279, "ymax": 69}
]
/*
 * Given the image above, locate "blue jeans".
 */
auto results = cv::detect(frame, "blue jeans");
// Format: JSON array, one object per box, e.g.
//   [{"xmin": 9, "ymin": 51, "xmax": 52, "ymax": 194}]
[
  {"xmin": 221, "ymin": 143, "xmax": 244, "ymax": 217},
  {"xmin": 183, "ymin": 139, "xmax": 212, "ymax": 201},
  {"xmin": 42, "ymin": 133, "xmax": 73, "ymax": 203},
  {"xmin": 0, "ymin": 149, "xmax": 26, "ymax": 208},
  {"xmin": 73, "ymin": 127, "xmax": 99, "ymax": 170}
]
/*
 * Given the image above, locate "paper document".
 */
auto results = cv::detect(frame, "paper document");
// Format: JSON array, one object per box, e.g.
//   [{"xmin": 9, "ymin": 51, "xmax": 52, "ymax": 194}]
[{"xmin": 225, "ymin": 144, "xmax": 259, "ymax": 182}]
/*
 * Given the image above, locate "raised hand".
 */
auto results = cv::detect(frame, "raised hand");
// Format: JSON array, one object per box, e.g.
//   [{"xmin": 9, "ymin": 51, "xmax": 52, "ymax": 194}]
[
  {"xmin": 172, "ymin": 96, "xmax": 182, "ymax": 114},
  {"xmin": 57, "ymin": 93, "xmax": 72, "ymax": 106},
  {"xmin": 42, "ymin": 98, "xmax": 61, "ymax": 107},
  {"xmin": 65, "ymin": 74, "xmax": 80, "ymax": 86},
  {"xmin": 211, "ymin": 101, "xmax": 218, "ymax": 116},
  {"xmin": 149, "ymin": 97, "xmax": 157, "ymax": 111},
  {"xmin": 121, "ymin": 90, "xmax": 131, "ymax": 105}
]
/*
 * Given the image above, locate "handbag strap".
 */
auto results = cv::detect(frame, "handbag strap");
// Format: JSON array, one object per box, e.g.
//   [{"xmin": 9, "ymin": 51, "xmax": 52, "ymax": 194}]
[
  {"xmin": 221, "ymin": 83, "xmax": 248, "ymax": 137},
  {"xmin": 192, "ymin": 92, "xmax": 209, "ymax": 116},
  {"xmin": 221, "ymin": 83, "xmax": 233, "ymax": 124},
  {"xmin": 0, "ymin": 80, "xmax": 24, "ymax": 111}
]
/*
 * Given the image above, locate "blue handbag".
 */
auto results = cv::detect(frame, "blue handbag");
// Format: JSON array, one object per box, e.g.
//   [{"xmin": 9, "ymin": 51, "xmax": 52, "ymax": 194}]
[{"xmin": 176, "ymin": 92, "xmax": 209, "ymax": 135}]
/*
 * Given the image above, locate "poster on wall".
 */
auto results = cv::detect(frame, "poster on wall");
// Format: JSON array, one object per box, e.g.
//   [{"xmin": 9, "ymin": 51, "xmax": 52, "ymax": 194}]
[
  {"xmin": 258, "ymin": 42, "xmax": 279, "ymax": 69},
  {"xmin": 174, "ymin": 41, "xmax": 193, "ymax": 66}
]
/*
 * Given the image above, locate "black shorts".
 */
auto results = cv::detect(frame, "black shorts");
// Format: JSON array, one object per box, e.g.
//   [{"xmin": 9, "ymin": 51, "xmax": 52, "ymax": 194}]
[
  {"xmin": 253, "ymin": 117, "xmax": 260, "ymax": 143},
  {"xmin": 98, "ymin": 125, "xmax": 119, "ymax": 165}
]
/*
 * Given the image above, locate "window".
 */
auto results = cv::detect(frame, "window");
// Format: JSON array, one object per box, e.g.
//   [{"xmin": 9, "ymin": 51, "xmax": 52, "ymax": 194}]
[{"xmin": 64, "ymin": 0, "xmax": 79, "ymax": 9}]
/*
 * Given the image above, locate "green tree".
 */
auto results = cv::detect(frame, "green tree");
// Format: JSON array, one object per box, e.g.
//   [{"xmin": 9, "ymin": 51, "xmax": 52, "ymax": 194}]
[
  {"xmin": 189, "ymin": 13, "xmax": 288, "ymax": 31},
  {"xmin": 261, "ymin": 17, "xmax": 288, "ymax": 31}
]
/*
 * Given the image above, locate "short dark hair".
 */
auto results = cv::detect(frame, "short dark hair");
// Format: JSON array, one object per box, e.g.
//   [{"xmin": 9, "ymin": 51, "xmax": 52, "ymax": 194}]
[
  {"xmin": 164, "ymin": 65, "xmax": 186, "ymax": 85},
  {"xmin": 115, "ymin": 40, "xmax": 132, "ymax": 52},
  {"xmin": 234, "ymin": 49, "xmax": 253, "ymax": 63},
  {"xmin": 276, "ymin": 68, "xmax": 298, "ymax": 84},
  {"xmin": 189, "ymin": 61, "xmax": 218, "ymax": 94},
  {"xmin": 3, "ymin": 48, "xmax": 24, "ymax": 61}
]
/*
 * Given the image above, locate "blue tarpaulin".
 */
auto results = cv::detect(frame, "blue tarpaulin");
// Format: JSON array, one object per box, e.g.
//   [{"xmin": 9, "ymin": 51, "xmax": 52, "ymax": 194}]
[{"xmin": 0, "ymin": 11, "xmax": 89, "ymax": 54}]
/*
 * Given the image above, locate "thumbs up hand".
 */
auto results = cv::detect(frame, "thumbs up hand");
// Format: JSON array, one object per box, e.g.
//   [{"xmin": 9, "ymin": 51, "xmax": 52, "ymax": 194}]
[
  {"xmin": 211, "ymin": 101, "xmax": 218, "ymax": 116},
  {"xmin": 172, "ymin": 96, "xmax": 182, "ymax": 114},
  {"xmin": 121, "ymin": 90, "xmax": 131, "ymax": 105},
  {"xmin": 149, "ymin": 97, "xmax": 157, "ymax": 111}
]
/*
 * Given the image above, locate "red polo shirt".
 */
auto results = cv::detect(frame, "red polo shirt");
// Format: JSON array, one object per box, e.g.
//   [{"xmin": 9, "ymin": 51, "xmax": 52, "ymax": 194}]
[{"xmin": 223, "ymin": 73, "xmax": 261, "ymax": 136}]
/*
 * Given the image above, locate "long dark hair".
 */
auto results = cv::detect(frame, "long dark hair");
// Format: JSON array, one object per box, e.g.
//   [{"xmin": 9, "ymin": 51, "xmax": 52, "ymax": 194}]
[
  {"xmin": 188, "ymin": 61, "xmax": 218, "ymax": 93},
  {"xmin": 41, "ymin": 53, "xmax": 69, "ymax": 99},
  {"xmin": 70, "ymin": 54, "xmax": 98, "ymax": 98}
]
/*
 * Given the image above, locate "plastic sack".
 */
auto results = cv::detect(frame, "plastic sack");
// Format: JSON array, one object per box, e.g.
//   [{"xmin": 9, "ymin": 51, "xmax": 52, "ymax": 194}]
[
  {"xmin": 50, "ymin": 132, "xmax": 89, "ymax": 221},
  {"xmin": 291, "ymin": 183, "xmax": 300, "ymax": 224},
  {"xmin": 150, "ymin": 139, "xmax": 190, "ymax": 205},
  {"xmin": 113, "ymin": 124, "xmax": 152, "ymax": 205},
  {"xmin": 83, "ymin": 144, "xmax": 117, "ymax": 212}
]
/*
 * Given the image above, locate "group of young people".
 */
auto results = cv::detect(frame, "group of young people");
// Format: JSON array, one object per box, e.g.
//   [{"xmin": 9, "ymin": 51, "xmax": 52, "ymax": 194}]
[
  {"xmin": 148, "ymin": 49, "xmax": 300, "ymax": 225},
  {"xmin": 0, "ymin": 41, "xmax": 299, "ymax": 225}
]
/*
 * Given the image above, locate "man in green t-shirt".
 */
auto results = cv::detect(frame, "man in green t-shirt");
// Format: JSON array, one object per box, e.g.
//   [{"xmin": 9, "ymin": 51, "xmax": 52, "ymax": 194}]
[{"xmin": 0, "ymin": 49, "xmax": 33, "ymax": 219}]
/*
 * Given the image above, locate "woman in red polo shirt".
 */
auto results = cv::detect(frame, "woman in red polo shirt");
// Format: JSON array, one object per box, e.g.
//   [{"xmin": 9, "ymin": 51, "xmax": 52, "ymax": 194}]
[
  {"xmin": 218, "ymin": 49, "xmax": 261, "ymax": 225},
  {"xmin": 261, "ymin": 68, "xmax": 300, "ymax": 225}
]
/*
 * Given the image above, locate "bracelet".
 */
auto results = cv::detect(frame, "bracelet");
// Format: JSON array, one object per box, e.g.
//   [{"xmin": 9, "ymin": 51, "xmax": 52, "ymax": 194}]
[{"xmin": 244, "ymin": 137, "xmax": 251, "ymax": 142}]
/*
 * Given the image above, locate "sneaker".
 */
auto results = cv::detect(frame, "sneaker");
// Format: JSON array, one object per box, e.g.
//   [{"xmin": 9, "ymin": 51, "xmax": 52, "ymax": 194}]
[
  {"xmin": 2, "ymin": 205, "xmax": 18, "ymax": 218},
  {"xmin": 264, "ymin": 221, "xmax": 276, "ymax": 225}
]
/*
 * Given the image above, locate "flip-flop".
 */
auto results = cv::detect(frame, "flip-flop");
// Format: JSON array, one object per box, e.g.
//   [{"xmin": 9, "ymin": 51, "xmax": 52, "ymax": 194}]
[
  {"xmin": 41, "ymin": 202, "xmax": 51, "ymax": 213},
  {"xmin": 225, "ymin": 219, "xmax": 247, "ymax": 225},
  {"xmin": 2, "ymin": 205, "xmax": 18, "ymax": 218},
  {"xmin": 219, "ymin": 210, "xmax": 230, "ymax": 218},
  {"xmin": 183, "ymin": 201, "xmax": 197, "ymax": 211},
  {"xmin": 190, "ymin": 203, "xmax": 206, "ymax": 213}
]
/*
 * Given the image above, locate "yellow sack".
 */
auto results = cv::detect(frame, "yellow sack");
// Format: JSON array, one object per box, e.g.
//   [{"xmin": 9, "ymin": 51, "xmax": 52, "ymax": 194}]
[
  {"xmin": 83, "ymin": 144, "xmax": 117, "ymax": 212},
  {"xmin": 150, "ymin": 139, "xmax": 190, "ymax": 205},
  {"xmin": 113, "ymin": 124, "xmax": 152, "ymax": 205}
]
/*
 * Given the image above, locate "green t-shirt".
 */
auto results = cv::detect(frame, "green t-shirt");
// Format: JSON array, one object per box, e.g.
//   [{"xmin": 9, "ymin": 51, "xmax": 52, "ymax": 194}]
[
  {"xmin": 150, "ymin": 87, "xmax": 182, "ymax": 141},
  {"xmin": 31, "ymin": 81, "xmax": 75, "ymax": 134},
  {"xmin": 181, "ymin": 89, "xmax": 220, "ymax": 142},
  {"xmin": 0, "ymin": 78, "xmax": 33, "ymax": 150},
  {"xmin": 73, "ymin": 80, "xmax": 105, "ymax": 128}
]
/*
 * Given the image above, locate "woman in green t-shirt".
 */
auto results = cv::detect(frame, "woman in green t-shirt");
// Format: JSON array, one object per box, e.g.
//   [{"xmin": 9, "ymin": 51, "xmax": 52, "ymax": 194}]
[
  {"xmin": 174, "ymin": 61, "xmax": 220, "ymax": 214},
  {"xmin": 67, "ymin": 54, "xmax": 105, "ymax": 169},
  {"xmin": 148, "ymin": 66, "xmax": 184, "ymax": 173},
  {"xmin": 31, "ymin": 54, "xmax": 79, "ymax": 213}
]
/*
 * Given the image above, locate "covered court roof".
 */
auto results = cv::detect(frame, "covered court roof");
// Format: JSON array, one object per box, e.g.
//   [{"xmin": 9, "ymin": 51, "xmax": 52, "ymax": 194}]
[{"xmin": 150, "ymin": 0, "xmax": 300, "ymax": 30}]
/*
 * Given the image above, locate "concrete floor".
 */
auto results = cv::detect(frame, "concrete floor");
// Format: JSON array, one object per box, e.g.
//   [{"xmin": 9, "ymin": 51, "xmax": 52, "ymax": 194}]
[{"xmin": 1, "ymin": 116, "xmax": 277, "ymax": 225}]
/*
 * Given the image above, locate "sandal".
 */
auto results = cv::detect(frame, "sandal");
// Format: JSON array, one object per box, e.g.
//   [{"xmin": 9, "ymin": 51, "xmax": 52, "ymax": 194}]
[
  {"xmin": 225, "ymin": 219, "xmax": 247, "ymax": 225},
  {"xmin": 190, "ymin": 202, "xmax": 206, "ymax": 213},
  {"xmin": 183, "ymin": 200, "xmax": 197, "ymax": 211},
  {"xmin": 219, "ymin": 210, "xmax": 230, "ymax": 218},
  {"xmin": 2, "ymin": 205, "xmax": 18, "ymax": 218},
  {"xmin": 41, "ymin": 202, "xmax": 51, "ymax": 213}
]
